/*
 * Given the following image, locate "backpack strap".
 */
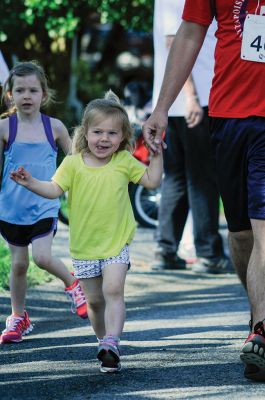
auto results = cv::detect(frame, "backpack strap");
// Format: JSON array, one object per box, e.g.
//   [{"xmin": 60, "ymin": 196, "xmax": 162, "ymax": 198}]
[
  {"xmin": 41, "ymin": 113, "xmax": 57, "ymax": 151},
  {"xmin": 5, "ymin": 113, "xmax": 17, "ymax": 150}
]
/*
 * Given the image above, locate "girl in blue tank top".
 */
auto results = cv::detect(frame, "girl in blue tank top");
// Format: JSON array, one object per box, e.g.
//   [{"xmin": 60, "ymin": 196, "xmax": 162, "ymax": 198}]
[{"xmin": 0, "ymin": 61, "xmax": 88, "ymax": 345}]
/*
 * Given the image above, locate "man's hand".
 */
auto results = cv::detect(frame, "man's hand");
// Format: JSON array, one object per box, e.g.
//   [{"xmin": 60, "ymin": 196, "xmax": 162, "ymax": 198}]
[
  {"xmin": 185, "ymin": 97, "xmax": 204, "ymax": 128},
  {"xmin": 142, "ymin": 110, "xmax": 168, "ymax": 153},
  {"xmin": 10, "ymin": 166, "xmax": 32, "ymax": 187}
]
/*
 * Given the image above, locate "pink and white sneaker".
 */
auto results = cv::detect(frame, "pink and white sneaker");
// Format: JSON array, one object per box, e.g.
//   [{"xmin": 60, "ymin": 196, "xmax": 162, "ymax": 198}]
[
  {"xmin": 65, "ymin": 278, "xmax": 88, "ymax": 319},
  {"xmin": 0, "ymin": 310, "xmax": 33, "ymax": 344},
  {"xmin": 97, "ymin": 335, "xmax": 121, "ymax": 373}
]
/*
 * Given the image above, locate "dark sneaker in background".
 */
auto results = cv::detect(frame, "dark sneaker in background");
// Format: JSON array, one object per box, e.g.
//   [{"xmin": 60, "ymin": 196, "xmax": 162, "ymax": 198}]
[
  {"xmin": 191, "ymin": 256, "xmax": 234, "ymax": 274},
  {"xmin": 152, "ymin": 249, "xmax": 186, "ymax": 271}
]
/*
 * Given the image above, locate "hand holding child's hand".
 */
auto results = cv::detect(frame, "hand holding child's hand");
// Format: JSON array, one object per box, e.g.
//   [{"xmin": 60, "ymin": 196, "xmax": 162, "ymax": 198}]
[
  {"xmin": 144, "ymin": 137, "xmax": 167, "ymax": 156},
  {"xmin": 149, "ymin": 143, "xmax": 164, "ymax": 158},
  {"xmin": 10, "ymin": 166, "xmax": 32, "ymax": 186}
]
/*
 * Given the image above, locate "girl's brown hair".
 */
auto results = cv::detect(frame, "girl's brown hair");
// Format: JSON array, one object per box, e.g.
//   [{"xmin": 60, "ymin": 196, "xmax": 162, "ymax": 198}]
[
  {"xmin": 1, "ymin": 60, "xmax": 54, "ymax": 116},
  {"xmin": 72, "ymin": 90, "xmax": 134, "ymax": 154}
]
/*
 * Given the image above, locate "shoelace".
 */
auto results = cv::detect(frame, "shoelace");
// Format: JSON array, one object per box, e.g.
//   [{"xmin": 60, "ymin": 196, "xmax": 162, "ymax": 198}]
[
  {"xmin": 6, "ymin": 315, "xmax": 24, "ymax": 332},
  {"xmin": 67, "ymin": 284, "xmax": 86, "ymax": 313},
  {"xmin": 102, "ymin": 336, "xmax": 121, "ymax": 355}
]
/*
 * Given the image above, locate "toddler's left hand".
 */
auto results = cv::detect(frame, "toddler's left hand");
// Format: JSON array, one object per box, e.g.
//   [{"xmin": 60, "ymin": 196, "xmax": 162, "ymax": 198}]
[{"xmin": 10, "ymin": 166, "xmax": 32, "ymax": 186}]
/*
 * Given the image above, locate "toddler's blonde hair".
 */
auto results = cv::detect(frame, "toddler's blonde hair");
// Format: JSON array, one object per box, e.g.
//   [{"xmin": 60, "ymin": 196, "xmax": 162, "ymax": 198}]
[{"xmin": 72, "ymin": 90, "xmax": 134, "ymax": 154}]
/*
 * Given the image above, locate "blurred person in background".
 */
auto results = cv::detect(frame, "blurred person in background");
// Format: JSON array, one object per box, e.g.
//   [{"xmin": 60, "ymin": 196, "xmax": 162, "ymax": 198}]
[
  {"xmin": 0, "ymin": 50, "xmax": 9, "ymax": 86},
  {"xmin": 151, "ymin": 0, "xmax": 230, "ymax": 274}
]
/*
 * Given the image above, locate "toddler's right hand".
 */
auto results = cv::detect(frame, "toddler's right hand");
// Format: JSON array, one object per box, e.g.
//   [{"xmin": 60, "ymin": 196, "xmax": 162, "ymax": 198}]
[{"xmin": 10, "ymin": 166, "xmax": 32, "ymax": 186}]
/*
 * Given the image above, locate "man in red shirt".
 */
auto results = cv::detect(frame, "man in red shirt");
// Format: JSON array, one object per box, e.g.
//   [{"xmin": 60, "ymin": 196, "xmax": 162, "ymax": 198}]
[{"xmin": 143, "ymin": 0, "xmax": 265, "ymax": 381}]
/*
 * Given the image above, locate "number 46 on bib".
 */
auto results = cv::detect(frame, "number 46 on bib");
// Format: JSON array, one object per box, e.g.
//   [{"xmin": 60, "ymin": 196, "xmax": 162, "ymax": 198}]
[{"xmin": 241, "ymin": 14, "xmax": 265, "ymax": 63}]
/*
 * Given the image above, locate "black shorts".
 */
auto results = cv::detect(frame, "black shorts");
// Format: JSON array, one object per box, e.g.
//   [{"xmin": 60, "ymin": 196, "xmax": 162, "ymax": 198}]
[
  {"xmin": 211, "ymin": 116, "xmax": 265, "ymax": 232},
  {"xmin": 0, "ymin": 218, "xmax": 58, "ymax": 247}
]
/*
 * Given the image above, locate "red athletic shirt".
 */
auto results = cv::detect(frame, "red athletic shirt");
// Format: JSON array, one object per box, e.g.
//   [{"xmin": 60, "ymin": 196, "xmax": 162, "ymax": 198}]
[{"xmin": 183, "ymin": 0, "xmax": 265, "ymax": 118}]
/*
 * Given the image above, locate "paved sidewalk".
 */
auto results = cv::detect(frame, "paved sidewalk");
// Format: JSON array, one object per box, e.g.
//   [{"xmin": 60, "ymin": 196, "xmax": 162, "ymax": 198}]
[{"xmin": 1, "ymin": 223, "xmax": 265, "ymax": 399}]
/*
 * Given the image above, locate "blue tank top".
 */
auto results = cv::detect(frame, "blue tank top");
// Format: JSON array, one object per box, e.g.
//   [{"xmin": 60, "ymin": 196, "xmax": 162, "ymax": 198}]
[{"xmin": 0, "ymin": 113, "xmax": 60, "ymax": 224}]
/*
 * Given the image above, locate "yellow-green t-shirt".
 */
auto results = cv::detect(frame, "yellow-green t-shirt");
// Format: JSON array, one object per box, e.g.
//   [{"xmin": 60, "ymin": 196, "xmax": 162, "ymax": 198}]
[{"xmin": 52, "ymin": 150, "xmax": 146, "ymax": 260}]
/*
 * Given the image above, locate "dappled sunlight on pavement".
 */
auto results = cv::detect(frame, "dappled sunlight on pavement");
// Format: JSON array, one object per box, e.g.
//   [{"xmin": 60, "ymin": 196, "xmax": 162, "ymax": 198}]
[{"xmin": 0, "ymin": 222, "xmax": 263, "ymax": 400}]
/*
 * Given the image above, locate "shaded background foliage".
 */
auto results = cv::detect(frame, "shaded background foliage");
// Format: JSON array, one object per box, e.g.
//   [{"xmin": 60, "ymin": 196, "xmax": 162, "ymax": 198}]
[{"xmin": 0, "ymin": 0, "xmax": 153, "ymax": 128}]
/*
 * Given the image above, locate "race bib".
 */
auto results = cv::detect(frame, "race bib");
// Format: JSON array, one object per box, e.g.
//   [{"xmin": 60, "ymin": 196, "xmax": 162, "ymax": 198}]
[{"xmin": 241, "ymin": 14, "xmax": 265, "ymax": 63}]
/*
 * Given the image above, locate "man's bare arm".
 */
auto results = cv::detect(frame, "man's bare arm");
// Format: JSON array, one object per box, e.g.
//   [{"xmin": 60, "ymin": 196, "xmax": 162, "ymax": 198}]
[
  {"xmin": 166, "ymin": 34, "xmax": 203, "ymax": 128},
  {"xmin": 155, "ymin": 21, "xmax": 207, "ymax": 113}
]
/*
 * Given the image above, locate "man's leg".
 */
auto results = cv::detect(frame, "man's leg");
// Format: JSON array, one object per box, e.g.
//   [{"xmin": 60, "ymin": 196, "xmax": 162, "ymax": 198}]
[
  {"xmin": 154, "ymin": 117, "xmax": 189, "ymax": 269},
  {"xmin": 184, "ymin": 109, "xmax": 226, "ymax": 272},
  {"xmin": 210, "ymin": 116, "xmax": 265, "ymax": 379},
  {"xmin": 157, "ymin": 172, "xmax": 188, "ymax": 254},
  {"xmin": 228, "ymin": 230, "xmax": 253, "ymax": 289},
  {"xmin": 240, "ymin": 220, "xmax": 265, "ymax": 381},
  {"xmin": 247, "ymin": 219, "xmax": 265, "ymax": 324}
]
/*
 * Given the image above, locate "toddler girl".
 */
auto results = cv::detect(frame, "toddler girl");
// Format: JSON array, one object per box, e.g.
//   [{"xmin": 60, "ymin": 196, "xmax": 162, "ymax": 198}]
[{"xmin": 10, "ymin": 90, "xmax": 163, "ymax": 372}]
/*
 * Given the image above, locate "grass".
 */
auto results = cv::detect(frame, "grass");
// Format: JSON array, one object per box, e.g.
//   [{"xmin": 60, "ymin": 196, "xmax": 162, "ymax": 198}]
[
  {"xmin": 60, "ymin": 195, "xmax": 68, "ymax": 217},
  {"xmin": 219, "ymin": 197, "xmax": 225, "ymax": 215},
  {"xmin": 0, "ymin": 239, "xmax": 53, "ymax": 291}
]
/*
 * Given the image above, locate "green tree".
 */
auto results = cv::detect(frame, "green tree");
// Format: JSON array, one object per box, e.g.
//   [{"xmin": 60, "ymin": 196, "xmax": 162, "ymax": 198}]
[
  {"xmin": 21, "ymin": 0, "xmax": 153, "ymax": 36},
  {"xmin": 0, "ymin": 0, "xmax": 153, "ymax": 125}
]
